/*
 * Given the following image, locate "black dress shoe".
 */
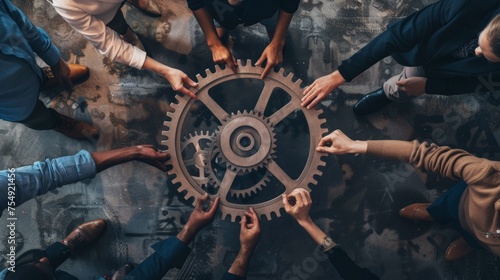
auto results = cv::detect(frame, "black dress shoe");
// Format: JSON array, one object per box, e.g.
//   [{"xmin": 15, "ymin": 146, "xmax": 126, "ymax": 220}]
[{"xmin": 353, "ymin": 88, "xmax": 391, "ymax": 115}]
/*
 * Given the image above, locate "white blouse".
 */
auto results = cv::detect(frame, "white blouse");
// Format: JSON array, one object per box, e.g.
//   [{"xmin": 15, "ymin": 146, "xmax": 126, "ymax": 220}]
[{"xmin": 51, "ymin": 0, "xmax": 147, "ymax": 69}]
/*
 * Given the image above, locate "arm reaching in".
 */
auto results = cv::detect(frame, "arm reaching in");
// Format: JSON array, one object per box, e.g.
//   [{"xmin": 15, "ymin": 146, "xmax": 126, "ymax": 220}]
[
  {"xmin": 302, "ymin": 71, "xmax": 346, "ymax": 109},
  {"xmin": 224, "ymin": 207, "xmax": 261, "ymax": 279},
  {"xmin": 91, "ymin": 145, "xmax": 170, "ymax": 172},
  {"xmin": 316, "ymin": 130, "xmax": 368, "ymax": 155},
  {"xmin": 177, "ymin": 194, "xmax": 220, "ymax": 244},
  {"xmin": 192, "ymin": 7, "xmax": 237, "ymax": 73},
  {"xmin": 282, "ymin": 188, "xmax": 380, "ymax": 280},
  {"xmin": 255, "ymin": 10, "xmax": 293, "ymax": 79},
  {"xmin": 142, "ymin": 57, "xmax": 198, "ymax": 99}
]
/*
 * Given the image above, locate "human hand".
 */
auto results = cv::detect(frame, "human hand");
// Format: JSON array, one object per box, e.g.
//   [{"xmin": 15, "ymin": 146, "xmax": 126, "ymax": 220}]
[
  {"xmin": 302, "ymin": 71, "xmax": 346, "ymax": 109},
  {"xmin": 395, "ymin": 77, "xmax": 427, "ymax": 96},
  {"xmin": 135, "ymin": 145, "xmax": 170, "ymax": 171},
  {"xmin": 163, "ymin": 67, "xmax": 198, "ymax": 99},
  {"xmin": 51, "ymin": 58, "xmax": 73, "ymax": 92},
  {"xmin": 316, "ymin": 129, "xmax": 367, "ymax": 154},
  {"xmin": 255, "ymin": 42, "xmax": 283, "ymax": 79},
  {"xmin": 210, "ymin": 44, "xmax": 238, "ymax": 73},
  {"xmin": 187, "ymin": 193, "xmax": 219, "ymax": 232},
  {"xmin": 282, "ymin": 188, "xmax": 312, "ymax": 225},
  {"xmin": 239, "ymin": 207, "xmax": 261, "ymax": 251}
]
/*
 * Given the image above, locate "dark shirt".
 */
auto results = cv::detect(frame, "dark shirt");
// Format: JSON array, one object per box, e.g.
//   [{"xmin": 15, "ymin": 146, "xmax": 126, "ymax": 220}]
[
  {"xmin": 187, "ymin": 0, "xmax": 300, "ymax": 29},
  {"xmin": 337, "ymin": 0, "xmax": 500, "ymax": 95},
  {"xmin": 326, "ymin": 246, "xmax": 380, "ymax": 280}
]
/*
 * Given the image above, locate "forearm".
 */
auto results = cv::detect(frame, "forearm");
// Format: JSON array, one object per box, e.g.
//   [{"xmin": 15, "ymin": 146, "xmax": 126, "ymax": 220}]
[
  {"xmin": 228, "ymin": 247, "xmax": 254, "ymax": 277},
  {"xmin": 366, "ymin": 140, "xmax": 414, "ymax": 161},
  {"xmin": 269, "ymin": 10, "xmax": 293, "ymax": 47},
  {"xmin": 142, "ymin": 57, "xmax": 171, "ymax": 77},
  {"xmin": 192, "ymin": 8, "xmax": 223, "ymax": 48},
  {"xmin": 176, "ymin": 225, "xmax": 198, "ymax": 245},
  {"xmin": 91, "ymin": 146, "xmax": 144, "ymax": 173},
  {"xmin": 298, "ymin": 217, "xmax": 332, "ymax": 247}
]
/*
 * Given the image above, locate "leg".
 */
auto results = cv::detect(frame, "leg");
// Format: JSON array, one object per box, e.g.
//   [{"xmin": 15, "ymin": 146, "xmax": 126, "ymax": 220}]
[
  {"xmin": 106, "ymin": 9, "xmax": 145, "ymax": 52},
  {"xmin": 106, "ymin": 8, "xmax": 130, "ymax": 36},
  {"xmin": 383, "ymin": 66, "xmax": 426, "ymax": 101},
  {"xmin": 16, "ymin": 99, "xmax": 62, "ymax": 130},
  {"xmin": 353, "ymin": 66, "xmax": 426, "ymax": 115}
]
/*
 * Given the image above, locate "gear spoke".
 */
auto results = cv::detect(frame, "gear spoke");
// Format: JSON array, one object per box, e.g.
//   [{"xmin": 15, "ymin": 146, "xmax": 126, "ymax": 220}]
[
  {"xmin": 198, "ymin": 93, "xmax": 230, "ymax": 122},
  {"xmin": 254, "ymin": 82, "xmax": 276, "ymax": 113},
  {"xmin": 267, "ymin": 160, "xmax": 297, "ymax": 192},
  {"xmin": 268, "ymin": 102, "xmax": 297, "ymax": 125},
  {"xmin": 218, "ymin": 168, "xmax": 237, "ymax": 201}
]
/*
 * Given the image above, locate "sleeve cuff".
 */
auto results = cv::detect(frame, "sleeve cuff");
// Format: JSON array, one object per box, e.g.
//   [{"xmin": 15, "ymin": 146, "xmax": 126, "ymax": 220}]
[
  {"xmin": 39, "ymin": 43, "xmax": 61, "ymax": 67},
  {"xmin": 221, "ymin": 272, "xmax": 246, "ymax": 280},
  {"xmin": 129, "ymin": 47, "xmax": 147, "ymax": 70},
  {"xmin": 151, "ymin": 237, "xmax": 191, "ymax": 269}
]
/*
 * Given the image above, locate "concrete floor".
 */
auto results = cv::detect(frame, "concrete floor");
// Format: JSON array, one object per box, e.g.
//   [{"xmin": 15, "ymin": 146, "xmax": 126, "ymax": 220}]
[{"xmin": 2, "ymin": 0, "xmax": 500, "ymax": 279}]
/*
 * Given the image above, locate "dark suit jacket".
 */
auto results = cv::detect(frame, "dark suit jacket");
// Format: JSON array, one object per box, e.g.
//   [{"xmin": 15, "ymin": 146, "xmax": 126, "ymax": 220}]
[{"xmin": 337, "ymin": 0, "xmax": 500, "ymax": 95}]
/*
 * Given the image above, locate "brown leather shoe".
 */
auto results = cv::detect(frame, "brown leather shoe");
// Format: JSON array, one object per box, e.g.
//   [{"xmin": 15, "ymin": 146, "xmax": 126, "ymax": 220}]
[
  {"xmin": 53, "ymin": 114, "xmax": 99, "ymax": 141},
  {"xmin": 399, "ymin": 203, "xmax": 434, "ymax": 222},
  {"xmin": 111, "ymin": 263, "xmax": 135, "ymax": 280},
  {"xmin": 41, "ymin": 64, "xmax": 90, "ymax": 90},
  {"xmin": 62, "ymin": 219, "xmax": 106, "ymax": 254},
  {"xmin": 445, "ymin": 237, "xmax": 475, "ymax": 261}
]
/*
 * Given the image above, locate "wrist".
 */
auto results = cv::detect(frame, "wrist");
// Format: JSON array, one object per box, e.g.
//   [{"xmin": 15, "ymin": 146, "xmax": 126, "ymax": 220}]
[
  {"xmin": 176, "ymin": 225, "xmax": 198, "ymax": 244},
  {"xmin": 207, "ymin": 37, "xmax": 223, "ymax": 49},
  {"xmin": 297, "ymin": 216, "xmax": 314, "ymax": 228},
  {"xmin": 351, "ymin": 141, "xmax": 368, "ymax": 154}
]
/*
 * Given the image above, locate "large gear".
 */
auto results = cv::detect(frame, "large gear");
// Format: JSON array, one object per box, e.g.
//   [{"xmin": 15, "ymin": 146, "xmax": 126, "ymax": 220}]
[{"xmin": 162, "ymin": 59, "xmax": 328, "ymax": 222}]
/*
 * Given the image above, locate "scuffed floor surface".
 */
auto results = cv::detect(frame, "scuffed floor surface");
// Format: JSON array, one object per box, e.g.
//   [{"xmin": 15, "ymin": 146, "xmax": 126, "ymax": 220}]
[{"xmin": 1, "ymin": 0, "xmax": 500, "ymax": 279}]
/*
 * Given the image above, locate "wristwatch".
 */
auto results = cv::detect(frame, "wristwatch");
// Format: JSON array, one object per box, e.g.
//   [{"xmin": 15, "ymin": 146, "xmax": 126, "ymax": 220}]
[{"xmin": 319, "ymin": 236, "xmax": 336, "ymax": 252}]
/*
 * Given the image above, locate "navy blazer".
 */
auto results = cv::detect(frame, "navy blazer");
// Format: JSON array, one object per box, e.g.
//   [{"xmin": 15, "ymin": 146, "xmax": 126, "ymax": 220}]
[{"xmin": 338, "ymin": 0, "xmax": 500, "ymax": 95}]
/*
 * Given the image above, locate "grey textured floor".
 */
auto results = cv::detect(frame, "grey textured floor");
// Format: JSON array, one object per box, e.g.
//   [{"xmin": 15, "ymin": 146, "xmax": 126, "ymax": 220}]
[{"xmin": 2, "ymin": 0, "xmax": 500, "ymax": 279}]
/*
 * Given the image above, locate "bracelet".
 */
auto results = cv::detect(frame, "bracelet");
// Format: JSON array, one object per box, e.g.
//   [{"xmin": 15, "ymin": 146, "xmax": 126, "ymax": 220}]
[{"xmin": 319, "ymin": 236, "xmax": 336, "ymax": 252}]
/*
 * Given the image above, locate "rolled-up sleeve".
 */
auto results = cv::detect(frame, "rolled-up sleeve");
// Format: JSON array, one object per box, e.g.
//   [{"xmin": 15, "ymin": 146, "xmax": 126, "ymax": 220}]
[
  {"xmin": 127, "ymin": 237, "xmax": 191, "ymax": 280},
  {"xmin": 0, "ymin": 150, "xmax": 97, "ymax": 216},
  {"xmin": 51, "ymin": 3, "xmax": 147, "ymax": 69},
  {"xmin": 5, "ymin": 0, "xmax": 60, "ymax": 67}
]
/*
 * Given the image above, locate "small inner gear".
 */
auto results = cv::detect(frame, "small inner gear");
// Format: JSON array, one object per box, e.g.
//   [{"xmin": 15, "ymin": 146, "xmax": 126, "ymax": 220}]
[
  {"xmin": 162, "ymin": 59, "xmax": 328, "ymax": 222},
  {"xmin": 216, "ymin": 110, "xmax": 276, "ymax": 173},
  {"xmin": 203, "ymin": 135, "xmax": 272, "ymax": 199},
  {"xmin": 180, "ymin": 131, "xmax": 214, "ymax": 187}
]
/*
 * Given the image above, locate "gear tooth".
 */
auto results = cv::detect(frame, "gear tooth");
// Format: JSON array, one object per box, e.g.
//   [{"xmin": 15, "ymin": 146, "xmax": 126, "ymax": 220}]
[
  {"xmin": 246, "ymin": 59, "xmax": 252, "ymax": 67},
  {"xmin": 273, "ymin": 210, "xmax": 282, "ymax": 218},
  {"xmin": 160, "ymin": 140, "xmax": 169, "ymax": 147},
  {"xmin": 264, "ymin": 212, "xmax": 272, "ymax": 221},
  {"xmin": 195, "ymin": 73, "xmax": 203, "ymax": 81},
  {"xmin": 205, "ymin": 69, "xmax": 212, "ymax": 76},
  {"xmin": 221, "ymin": 212, "xmax": 230, "ymax": 221},
  {"xmin": 277, "ymin": 67, "xmax": 285, "ymax": 76},
  {"xmin": 166, "ymin": 111, "xmax": 175, "ymax": 118},
  {"xmin": 161, "ymin": 131, "xmax": 169, "ymax": 137},
  {"xmin": 214, "ymin": 64, "xmax": 223, "ymax": 72},
  {"xmin": 230, "ymin": 214, "xmax": 239, "ymax": 222},
  {"xmin": 295, "ymin": 78, "xmax": 303, "ymax": 86}
]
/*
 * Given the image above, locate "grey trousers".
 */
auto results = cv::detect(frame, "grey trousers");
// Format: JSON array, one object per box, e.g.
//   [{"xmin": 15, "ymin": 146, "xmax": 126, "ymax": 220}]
[{"xmin": 383, "ymin": 66, "xmax": 426, "ymax": 101}]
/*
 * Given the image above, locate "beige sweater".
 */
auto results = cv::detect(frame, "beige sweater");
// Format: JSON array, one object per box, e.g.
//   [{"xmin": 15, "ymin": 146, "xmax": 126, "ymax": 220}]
[{"xmin": 367, "ymin": 140, "xmax": 500, "ymax": 256}]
